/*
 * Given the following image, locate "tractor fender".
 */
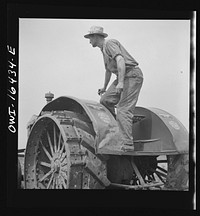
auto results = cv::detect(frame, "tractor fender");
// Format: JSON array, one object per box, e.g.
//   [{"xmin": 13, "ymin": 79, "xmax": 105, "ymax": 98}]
[
  {"xmin": 40, "ymin": 96, "xmax": 118, "ymax": 152},
  {"xmin": 133, "ymin": 107, "xmax": 189, "ymax": 154}
]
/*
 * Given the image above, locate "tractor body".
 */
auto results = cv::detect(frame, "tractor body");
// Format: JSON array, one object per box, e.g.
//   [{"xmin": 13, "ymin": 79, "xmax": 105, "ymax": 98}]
[{"xmin": 19, "ymin": 95, "xmax": 189, "ymax": 190}]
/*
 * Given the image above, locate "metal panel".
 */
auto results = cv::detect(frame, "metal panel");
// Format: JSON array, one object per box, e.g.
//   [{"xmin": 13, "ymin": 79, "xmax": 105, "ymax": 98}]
[
  {"xmin": 133, "ymin": 107, "xmax": 189, "ymax": 154},
  {"xmin": 40, "ymin": 96, "xmax": 117, "ymax": 152},
  {"xmin": 40, "ymin": 97, "xmax": 188, "ymax": 155}
]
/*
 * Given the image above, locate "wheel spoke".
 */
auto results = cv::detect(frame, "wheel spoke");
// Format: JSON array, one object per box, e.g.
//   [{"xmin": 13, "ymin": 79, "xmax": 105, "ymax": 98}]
[
  {"xmin": 40, "ymin": 141, "xmax": 53, "ymax": 161},
  {"xmin": 60, "ymin": 174, "xmax": 67, "ymax": 189},
  {"xmin": 149, "ymin": 168, "xmax": 167, "ymax": 184},
  {"xmin": 61, "ymin": 157, "xmax": 68, "ymax": 167},
  {"xmin": 131, "ymin": 159, "xmax": 145, "ymax": 186},
  {"xmin": 60, "ymin": 152, "xmax": 67, "ymax": 163},
  {"xmin": 157, "ymin": 166, "xmax": 168, "ymax": 173},
  {"xmin": 155, "ymin": 171, "xmax": 165, "ymax": 183},
  {"xmin": 52, "ymin": 177, "xmax": 55, "ymax": 189},
  {"xmin": 57, "ymin": 132, "xmax": 62, "ymax": 153},
  {"xmin": 53, "ymin": 125, "xmax": 57, "ymax": 153},
  {"xmin": 47, "ymin": 172, "xmax": 54, "ymax": 189},
  {"xmin": 58, "ymin": 177, "xmax": 62, "ymax": 189},
  {"xmin": 59, "ymin": 142, "xmax": 65, "ymax": 155},
  {"xmin": 146, "ymin": 172, "xmax": 154, "ymax": 181},
  {"xmin": 150, "ymin": 168, "xmax": 167, "ymax": 178},
  {"xmin": 40, "ymin": 161, "xmax": 51, "ymax": 168},
  {"xmin": 151, "ymin": 174, "xmax": 156, "ymax": 181},
  {"xmin": 55, "ymin": 178, "xmax": 58, "ymax": 189},
  {"xmin": 60, "ymin": 171, "xmax": 68, "ymax": 181},
  {"xmin": 47, "ymin": 131, "xmax": 54, "ymax": 157},
  {"xmin": 58, "ymin": 143, "xmax": 65, "ymax": 160},
  {"xmin": 61, "ymin": 165, "xmax": 68, "ymax": 172},
  {"xmin": 155, "ymin": 170, "xmax": 167, "ymax": 178},
  {"xmin": 39, "ymin": 169, "xmax": 53, "ymax": 182},
  {"xmin": 57, "ymin": 177, "xmax": 60, "ymax": 189}
]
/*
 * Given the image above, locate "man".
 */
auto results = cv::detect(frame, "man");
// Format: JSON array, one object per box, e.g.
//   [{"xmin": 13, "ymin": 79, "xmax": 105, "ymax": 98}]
[{"xmin": 84, "ymin": 26, "xmax": 143, "ymax": 151}]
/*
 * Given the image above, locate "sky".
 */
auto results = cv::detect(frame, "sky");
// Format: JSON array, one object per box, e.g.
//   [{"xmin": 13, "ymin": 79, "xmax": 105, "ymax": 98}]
[{"xmin": 18, "ymin": 19, "xmax": 190, "ymax": 149}]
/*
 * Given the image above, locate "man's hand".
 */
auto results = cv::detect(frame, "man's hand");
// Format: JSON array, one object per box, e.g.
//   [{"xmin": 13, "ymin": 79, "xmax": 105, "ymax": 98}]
[
  {"xmin": 98, "ymin": 88, "xmax": 106, "ymax": 95},
  {"xmin": 115, "ymin": 82, "xmax": 123, "ymax": 94}
]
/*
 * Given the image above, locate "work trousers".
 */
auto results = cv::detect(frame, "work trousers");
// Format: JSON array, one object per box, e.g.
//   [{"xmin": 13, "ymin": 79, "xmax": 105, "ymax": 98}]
[{"xmin": 100, "ymin": 67, "xmax": 143, "ymax": 145}]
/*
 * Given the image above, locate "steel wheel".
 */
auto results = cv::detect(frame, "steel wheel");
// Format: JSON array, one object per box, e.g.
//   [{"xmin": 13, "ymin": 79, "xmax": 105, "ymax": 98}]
[
  {"xmin": 107, "ymin": 153, "xmax": 188, "ymax": 190},
  {"xmin": 132, "ymin": 155, "xmax": 168, "ymax": 188},
  {"xmin": 24, "ymin": 116, "xmax": 70, "ymax": 189},
  {"xmin": 132, "ymin": 154, "xmax": 188, "ymax": 190},
  {"xmin": 24, "ymin": 111, "xmax": 108, "ymax": 189},
  {"xmin": 37, "ymin": 125, "xmax": 69, "ymax": 189}
]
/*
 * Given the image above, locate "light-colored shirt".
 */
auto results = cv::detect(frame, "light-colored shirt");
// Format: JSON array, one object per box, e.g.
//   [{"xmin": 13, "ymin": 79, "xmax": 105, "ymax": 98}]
[{"xmin": 101, "ymin": 39, "xmax": 138, "ymax": 76}]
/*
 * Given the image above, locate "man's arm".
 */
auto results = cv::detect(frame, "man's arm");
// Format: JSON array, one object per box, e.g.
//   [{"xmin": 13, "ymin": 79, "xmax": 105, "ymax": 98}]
[
  {"xmin": 104, "ymin": 69, "xmax": 112, "ymax": 90},
  {"xmin": 115, "ymin": 55, "xmax": 126, "ymax": 93},
  {"xmin": 98, "ymin": 70, "xmax": 112, "ymax": 95}
]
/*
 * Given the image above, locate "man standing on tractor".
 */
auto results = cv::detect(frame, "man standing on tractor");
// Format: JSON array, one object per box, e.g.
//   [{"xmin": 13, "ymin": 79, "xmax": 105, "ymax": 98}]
[{"xmin": 84, "ymin": 26, "xmax": 143, "ymax": 151}]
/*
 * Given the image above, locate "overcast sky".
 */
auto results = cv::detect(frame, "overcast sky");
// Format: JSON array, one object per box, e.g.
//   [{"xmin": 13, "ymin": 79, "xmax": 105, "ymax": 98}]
[{"xmin": 18, "ymin": 19, "xmax": 190, "ymax": 149}]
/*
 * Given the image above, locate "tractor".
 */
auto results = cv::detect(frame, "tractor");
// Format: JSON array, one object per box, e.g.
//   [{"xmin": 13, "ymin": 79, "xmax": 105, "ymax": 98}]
[{"xmin": 18, "ymin": 92, "xmax": 189, "ymax": 190}]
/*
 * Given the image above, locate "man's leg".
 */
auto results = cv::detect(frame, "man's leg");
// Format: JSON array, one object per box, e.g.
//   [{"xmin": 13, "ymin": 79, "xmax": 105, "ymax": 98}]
[
  {"xmin": 98, "ymin": 70, "xmax": 143, "ymax": 151},
  {"xmin": 100, "ymin": 79, "xmax": 120, "ymax": 116},
  {"xmin": 117, "ymin": 73, "xmax": 143, "ymax": 145}
]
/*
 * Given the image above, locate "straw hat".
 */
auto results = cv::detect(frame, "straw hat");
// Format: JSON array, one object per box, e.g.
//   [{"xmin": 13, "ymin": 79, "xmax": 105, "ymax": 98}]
[{"xmin": 84, "ymin": 26, "xmax": 108, "ymax": 38}]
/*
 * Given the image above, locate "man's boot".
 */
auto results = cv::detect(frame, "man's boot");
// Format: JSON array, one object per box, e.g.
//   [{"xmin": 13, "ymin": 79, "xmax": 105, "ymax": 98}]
[
  {"xmin": 121, "ymin": 143, "xmax": 135, "ymax": 151},
  {"xmin": 98, "ymin": 131, "xmax": 135, "ymax": 152}
]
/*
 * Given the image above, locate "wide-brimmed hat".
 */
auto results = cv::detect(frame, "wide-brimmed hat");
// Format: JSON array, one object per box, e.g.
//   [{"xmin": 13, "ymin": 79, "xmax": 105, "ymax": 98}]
[{"xmin": 84, "ymin": 26, "xmax": 108, "ymax": 38}]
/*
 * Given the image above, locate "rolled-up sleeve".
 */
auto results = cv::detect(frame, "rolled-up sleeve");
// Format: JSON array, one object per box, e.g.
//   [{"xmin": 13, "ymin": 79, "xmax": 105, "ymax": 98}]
[{"xmin": 105, "ymin": 40, "xmax": 123, "ymax": 60}]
